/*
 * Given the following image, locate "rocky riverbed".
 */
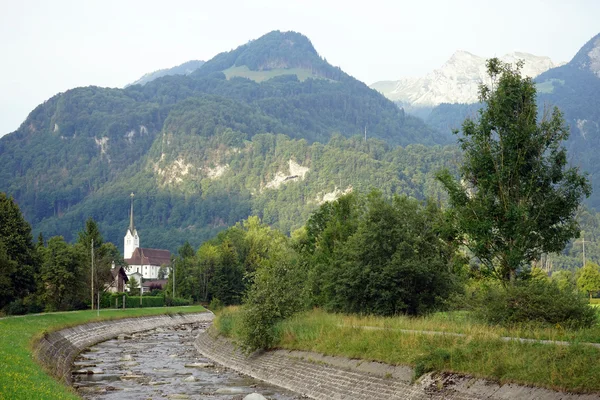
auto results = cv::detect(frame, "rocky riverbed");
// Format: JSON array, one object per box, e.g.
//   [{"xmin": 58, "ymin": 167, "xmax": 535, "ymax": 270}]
[{"xmin": 72, "ymin": 322, "xmax": 304, "ymax": 400}]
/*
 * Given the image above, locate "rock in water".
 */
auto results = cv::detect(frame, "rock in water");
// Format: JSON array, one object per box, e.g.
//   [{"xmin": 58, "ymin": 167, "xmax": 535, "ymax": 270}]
[
  {"xmin": 215, "ymin": 387, "xmax": 246, "ymax": 394},
  {"xmin": 244, "ymin": 394, "xmax": 268, "ymax": 400},
  {"xmin": 184, "ymin": 362, "xmax": 214, "ymax": 368}
]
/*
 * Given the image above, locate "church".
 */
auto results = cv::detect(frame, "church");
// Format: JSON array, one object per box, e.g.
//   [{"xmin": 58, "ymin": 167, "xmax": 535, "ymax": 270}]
[{"xmin": 124, "ymin": 193, "xmax": 171, "ymax": 280}]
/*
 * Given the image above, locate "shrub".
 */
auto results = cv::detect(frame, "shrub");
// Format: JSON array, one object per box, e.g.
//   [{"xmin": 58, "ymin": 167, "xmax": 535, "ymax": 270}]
[
  {"xmin": 239, "ymin": 241, "xmax": 305, "ymax": 352},
  {"xmin": 127, "ymin": 296, "xmax": 165, "ymax": 308},
  {"xmin": 208, "ymin": 297, "xmax": 224, "ymax": 312},
  {"xmin": 165, "ymin": 296, "xmax": 192, "ymax": 307},
  {"xmin": 474, "ymin": 280, "xmax": 597, "ymax": 329},
  {"xmin": 5, "ymin": 299, "xmax": 27, "ymax": 315}
]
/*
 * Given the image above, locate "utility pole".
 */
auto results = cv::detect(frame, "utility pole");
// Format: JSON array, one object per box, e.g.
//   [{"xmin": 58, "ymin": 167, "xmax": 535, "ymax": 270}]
[
  {"xmin": 583, "ymin": 233, "xmax": 586, "ymax": 267},
  {"xmin": 173, "ymin": 262, "xmax": 175, "ymax": 299},
  {"xmin": 91, "ymin": 238, "xmax": 94, "ymax": 311},
  {"xmin": 576, "ymin": 233, "xmax": 587, "ymax": 267}
]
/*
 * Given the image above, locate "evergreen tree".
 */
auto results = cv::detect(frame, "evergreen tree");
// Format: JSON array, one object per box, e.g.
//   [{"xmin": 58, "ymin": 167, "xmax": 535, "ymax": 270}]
[{"xmin": 0, "ymin": 193, "xmax": 37, "ymax": 309}]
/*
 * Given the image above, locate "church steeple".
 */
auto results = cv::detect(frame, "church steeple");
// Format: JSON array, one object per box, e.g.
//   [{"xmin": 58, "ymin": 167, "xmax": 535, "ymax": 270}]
[
  {"xmin": 124, "ymin": 192, "xmax": 139, "ymax": 259},
  {"xmin": 129, "ymin": 192, "xmax": 135, "ymax": 234}
]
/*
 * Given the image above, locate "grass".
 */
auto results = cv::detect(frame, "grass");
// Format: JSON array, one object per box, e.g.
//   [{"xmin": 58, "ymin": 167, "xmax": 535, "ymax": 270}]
[
  {"xmin": 0, "ymin": 305, "xmax": 206, "ymax": 400},
  {"xmin": 214, "ymin": 307, "xmax": 600, "ymax": 393},
  {"xmin": 222, "ymin": 65, "xmax": 329, "ymax": 83},
  {"xmin": 535, "ymin": 78, "xmax": 565, "ymax": 94}
]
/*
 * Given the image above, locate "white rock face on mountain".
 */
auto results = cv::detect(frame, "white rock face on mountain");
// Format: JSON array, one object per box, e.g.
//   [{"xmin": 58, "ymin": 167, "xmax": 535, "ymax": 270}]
[
  {"xmin": 371, "ymin": 51, "xmax": 559, "ymax": 107},
  {"xmin": 588, "ymin": 37, "xmax": 600, "ymax": 78}
]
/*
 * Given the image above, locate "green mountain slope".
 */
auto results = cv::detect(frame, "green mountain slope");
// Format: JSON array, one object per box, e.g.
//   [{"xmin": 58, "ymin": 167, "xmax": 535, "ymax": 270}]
[
  {"xmin": 0, "ymin": 31, "xmax": 451, "ymax": 251},
  {"xmin": 34, "ymin": 94, "xmax": 459, "ymax": 251}
]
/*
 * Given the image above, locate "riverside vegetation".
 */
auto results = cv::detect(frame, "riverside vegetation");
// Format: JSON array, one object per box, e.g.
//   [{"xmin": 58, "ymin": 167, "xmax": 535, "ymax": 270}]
[{"xmin": 204, "ymin": 60, "xmax": 600, "ymax": 393}]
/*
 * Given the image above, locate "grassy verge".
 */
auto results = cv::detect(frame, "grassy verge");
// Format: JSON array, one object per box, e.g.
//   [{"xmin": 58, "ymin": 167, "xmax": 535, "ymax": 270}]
[
  {"xmin": 214, "ymin": 307, "xmax": 600, "ymax": 393},
  {"xmin": 0, "ymin": 305, "xmax": 206, "ymax": 400}
]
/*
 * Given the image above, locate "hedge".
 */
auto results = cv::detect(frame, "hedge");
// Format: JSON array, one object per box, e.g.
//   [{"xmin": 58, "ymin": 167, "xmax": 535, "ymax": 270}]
[{"xmin": 101, "ymin": 292, "xmax": 192, "ymax": 308}]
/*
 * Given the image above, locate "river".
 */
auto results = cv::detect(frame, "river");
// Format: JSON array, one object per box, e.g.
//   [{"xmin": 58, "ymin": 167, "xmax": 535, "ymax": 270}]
[{"xmin": 72, "ymin": 322, "xmax": 303, "ymax": 399}]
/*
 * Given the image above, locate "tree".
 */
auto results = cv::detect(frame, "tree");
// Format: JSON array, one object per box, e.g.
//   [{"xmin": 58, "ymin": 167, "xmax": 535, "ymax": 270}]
[
  {"xmin": 38, "ymin": 236, "xmax": 81, "ymax": 311},
  {"xmin": 437, "ymin": 59, "xmax": 591, "ymax": 284},
  {"xmin": 317, "ymin": 192, "xmax": 459, "ymax": 316},
  {"xmin": 128, "ymin": 276, "xmax": 140, "ymax": 296},
  {"xmin": 577, "ymin": 261, "xmax": 600, "ymax": 300},
  {"xmin": 75, "ymin": 218, "xmax": 118, "ymax": 307},
  {"xmin": 0, "ymin": 193, "xmax": 37, "ymax": 309},
  {"xmin": 240, "ymin": 235, "xmax": 304, "ymax": 351}
]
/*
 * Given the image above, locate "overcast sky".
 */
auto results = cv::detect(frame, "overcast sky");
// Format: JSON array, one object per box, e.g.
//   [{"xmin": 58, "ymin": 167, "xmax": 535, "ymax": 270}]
[{"xmin": 1, "ymin": 0, "xmax": 599, "ymax": 136}]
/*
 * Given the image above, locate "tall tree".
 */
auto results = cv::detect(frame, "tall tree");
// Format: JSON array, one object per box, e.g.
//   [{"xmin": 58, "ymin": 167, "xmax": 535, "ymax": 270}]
[
  {"xmin": 75, "ymin": 218, "xmax": 117, "ymax": 307},
  {"xmin": 437, "ymin": 59, "xmax": 591, "ymax": 283},
  {"xmin": 0, "ymin": 193, "xmax": 37, "ymax": 309},
  {"xmin": 38, "ymin": 236, "xmax": 82, "ymax": 311}
]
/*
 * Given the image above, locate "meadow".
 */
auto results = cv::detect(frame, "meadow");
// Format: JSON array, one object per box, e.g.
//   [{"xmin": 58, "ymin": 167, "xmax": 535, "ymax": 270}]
[
  {"xmin": 0, "ymin": 305, "xmax": 206, "ymax": 400},
  {"xmin": 222, "ymin": 65, "xmax": 329, "ymax": 82},
  {"xmin": 215, "ymin": 307, "xmax": 600, "ymax": 393}
]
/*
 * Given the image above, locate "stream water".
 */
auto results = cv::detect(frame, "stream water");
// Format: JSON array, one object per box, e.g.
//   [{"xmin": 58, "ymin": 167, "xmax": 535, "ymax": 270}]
[{"xmin": 72, "ymin": 322, "xmax": 303, "ymax": 400}]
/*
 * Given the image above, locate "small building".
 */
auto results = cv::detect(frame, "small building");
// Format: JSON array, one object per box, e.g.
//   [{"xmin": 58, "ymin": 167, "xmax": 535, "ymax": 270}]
[{"xmin": 107, "ymin": 264, "xmax": 129, "ymax": 293}]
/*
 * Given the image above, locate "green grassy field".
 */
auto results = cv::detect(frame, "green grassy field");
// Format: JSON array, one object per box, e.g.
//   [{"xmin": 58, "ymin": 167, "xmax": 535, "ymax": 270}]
[
  {"xmin": 222, "ymin": 65, "xmax": 328, "ymax": 83},
  {"xmin": 0, "ymin": 305, "xmax": 206, "ymax": 400},
  {"xmin": 535, "ymin": 78, "xmax": 565, "ymax": 94},
  {"xmin": 215, "ymin": 307, "xmax": 600, "ymax": 393}
]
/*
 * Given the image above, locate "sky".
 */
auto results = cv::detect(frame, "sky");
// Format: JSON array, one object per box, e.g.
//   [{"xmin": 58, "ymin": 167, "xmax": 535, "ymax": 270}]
[{"xmin": 0, "ymin": 0, "xmax": 599, "ymax": 137}]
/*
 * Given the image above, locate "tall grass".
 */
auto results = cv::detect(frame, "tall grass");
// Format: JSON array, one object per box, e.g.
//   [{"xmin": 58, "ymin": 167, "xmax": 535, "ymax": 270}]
[
  {"xmin": 0, "ymin": 305, "xmax": 206, "ymax": 400},
  {"xmin": 214, "ymin": 307, "xmax": 600, "ymax": 392}
]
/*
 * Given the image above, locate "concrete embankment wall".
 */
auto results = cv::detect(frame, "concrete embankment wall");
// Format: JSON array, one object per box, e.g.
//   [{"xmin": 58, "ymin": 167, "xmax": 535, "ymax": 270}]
[
  {"xmin": 33, "ymin": 312, "xmax": 213, "ymax": 384},
  {"xmin": 195, "ymin": 333, "xmax": 600, "ymax": 400}
]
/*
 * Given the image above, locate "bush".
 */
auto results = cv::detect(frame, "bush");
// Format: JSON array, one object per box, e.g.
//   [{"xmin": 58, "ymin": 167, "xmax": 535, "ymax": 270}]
[
  {"xmin": 165, "ymin": 297, "xmax": 192, "ymax": 307},
  {"xmin": 5, "ymin": 299, "xmax": 27, "ymax": 315},
  {"xmin": 208, "ymin": 298, "xmax": 224, "ymax": 312},
  {"xmin": 4, "ymin": 296, "xmax": 44, "ymax": 315},
  {"xmin": 473, "ymin": 280, "xmax": 597, "ymax": 329},
  {"xmin": 239, "ymin": 243, "xmax": 305, "ymax": 352}
]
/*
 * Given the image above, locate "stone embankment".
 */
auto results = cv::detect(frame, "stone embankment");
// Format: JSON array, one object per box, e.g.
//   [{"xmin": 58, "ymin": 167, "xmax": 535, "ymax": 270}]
[
  {"xmin": 33, "ymin": 312, "xmax": 213, "ymax": 384},
  {"xmin": 195, "ymin": 333, "xmax": 600, "ymax": 400}
]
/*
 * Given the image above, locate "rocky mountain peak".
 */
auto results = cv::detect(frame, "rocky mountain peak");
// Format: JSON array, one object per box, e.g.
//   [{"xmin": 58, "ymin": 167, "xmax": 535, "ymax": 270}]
[{"xmin": 370, "ymin": 51, "xmax": 559, "ymax": 107}]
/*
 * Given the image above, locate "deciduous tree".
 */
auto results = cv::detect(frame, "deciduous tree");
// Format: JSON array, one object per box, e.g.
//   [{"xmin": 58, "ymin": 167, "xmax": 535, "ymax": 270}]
[{"xmin": 437, "ymin": 59, "xmax": 591, "ymax": 283}]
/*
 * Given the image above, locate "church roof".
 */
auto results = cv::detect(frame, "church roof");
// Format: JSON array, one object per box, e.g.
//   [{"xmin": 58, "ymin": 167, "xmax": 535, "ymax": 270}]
[
  {"xmin": 110, "ymin": 266, "xmax": 129, "ymax": 282},
  {"xmin": 125, "ymin": 247, "xmax": 171, "ymax": 267}
]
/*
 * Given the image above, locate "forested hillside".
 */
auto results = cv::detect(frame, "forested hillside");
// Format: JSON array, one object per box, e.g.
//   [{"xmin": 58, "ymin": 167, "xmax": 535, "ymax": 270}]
[{"xmin": 0, "ymin": 31, "xmax": 451, "ymax": 252}]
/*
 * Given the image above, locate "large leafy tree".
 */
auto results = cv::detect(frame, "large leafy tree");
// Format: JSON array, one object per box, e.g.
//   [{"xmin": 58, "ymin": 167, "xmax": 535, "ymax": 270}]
[
  {"xmin": 577, "ymin": 261, "xmax": 600, "ymax": 300},
  {"xmin": 437, "ymin": 59, "xmax": 591, "ymax": 283},
  {"xmin": 38, "ymin": 236, "xmax": 82, "ymax": 311}
]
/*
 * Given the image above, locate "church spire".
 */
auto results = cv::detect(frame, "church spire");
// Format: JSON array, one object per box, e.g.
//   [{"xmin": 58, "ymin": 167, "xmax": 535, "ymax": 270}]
[{"xmin": 129, "ymin": 192, "xmax": 135, "ymax": 234}]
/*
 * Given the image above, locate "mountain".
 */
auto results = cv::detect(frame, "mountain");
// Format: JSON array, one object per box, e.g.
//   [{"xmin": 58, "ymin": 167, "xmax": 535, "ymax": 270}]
[
  {"xmin": 126, "ymin": 60, "xmax": 205, "ymax": 87},
  {"xmin": 423, "ymin": 33, "xmax": 600, "ymax": 209},
  {"xmin": 534, "ymin": 32, "xmax": 600, "ymax": 208},
  {"xmin": 371, "ymin": 51, "xmax": 559, "ymax": 109},
  {"xmin": 0, "ymin": 30, "xmax": 451, "ymax": 251}
]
